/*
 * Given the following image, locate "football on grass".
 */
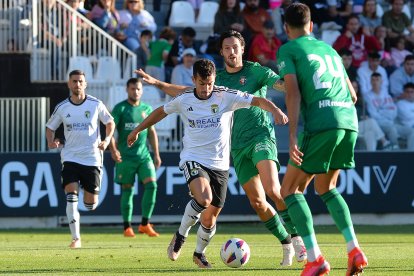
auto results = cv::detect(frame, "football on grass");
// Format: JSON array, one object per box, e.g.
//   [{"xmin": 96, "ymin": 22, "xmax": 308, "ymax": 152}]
[{"xmin": 220, "ymin": 238, "xmax": 250, "ymax": 268}]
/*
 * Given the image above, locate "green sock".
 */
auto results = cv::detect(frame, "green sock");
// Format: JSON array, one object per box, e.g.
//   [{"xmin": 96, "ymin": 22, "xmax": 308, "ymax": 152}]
[
  {"xmin": 285, "ymin": 194, "xmax": 318, "ymax": 253},
  {"xmin": 264, "ymin": 214, "xmax": 290, "ymax": 243},
  {"xmin": 320, "ymin": 188, "xmax": 357, "ymax": 243},
  {"xmin": 279, "ymin": 209, "xmax": 298, "ymax": 235},
  {"xmin": 121, "ymin": 186, "xmax": 134, "ymax": 223},
  {"xmin": 141, "ymin": 181, "xmax": 157, "ymax": 219}
]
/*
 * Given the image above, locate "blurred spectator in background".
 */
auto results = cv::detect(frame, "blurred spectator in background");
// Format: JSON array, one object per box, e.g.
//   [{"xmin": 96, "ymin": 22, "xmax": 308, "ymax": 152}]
[
  {"xmin": 171, "ymin": 48, "xmax": 196, "ymax": 87},
  {"xmin": 365, "ymin": 72, "xmax": 414, "ymax": 150},
  {"xmin": 145, "ymin": 27, "xmax": 176, "ymax": 89},
  {"xmin": 358, "ymin": 0, "xmax": 381, "ymax": 36},
  {"xmin": 333, "ymin": 14, "xmax": 381, "ymax": 67},
  {"xmin": 67, "ymin": 0, "xmax": 89, "ymax": 16},
  {"xmin": 373, "ymin": 25, "xmax": 395, "ymax": 74},
  {"xmin": 327, "ymin": 0, "xmax": 353, "ymax": 21},
  {"xmin": 136, "ymin": 30, "xmax": 152, "ymax": 70},
  {"xmin": 119, "ymin": 0, "xmax": 156, "ymax": 52},
  {"xmin": 270, "ymin": 0, "xmax": 291, "ymax": 43},
  {"xmin": 352, "ymin": 80, "xmax": 391, "ymax": 150},
  {"xmin": 390, "ymin": 36, "xmax": 411, "ymax": 68},
  {"xmin": 214, "ymin": 0, "xmax": 245, "ymax": 34},
  {"xmin": 301, "ymin": 0, "xmax": 345, "ymax": 29},
  {"xmin": 382, "ymin": 0, "xmax": 414, "ymax": 49},
  {"xmin": 165, "ymin": 27, "xmax": 197, "ymax": 82},
  {"xmin": 247, "ymin": 20, "xmax": 281, "ymax": 73},
  {"xmin": 339, "ymin": 48, "xmax": 358, "ymax": 81},
  {"xmin": 242, "ymin": 0, "xmax": 271, "ymax": 49},
  {"xmin": 357, "ymin": 51, "xmax": 389, "ymax": 95},
  {"xmin": 89, "ymin": 0, "xmax": 124, "ymax": 41},
  {"xmin": 390, "ymin": 55, "xmax": 414, "ymax": 100},
  {"xmin": 397, "ymin": 82, "xmax": 414, "ymax": 128}
]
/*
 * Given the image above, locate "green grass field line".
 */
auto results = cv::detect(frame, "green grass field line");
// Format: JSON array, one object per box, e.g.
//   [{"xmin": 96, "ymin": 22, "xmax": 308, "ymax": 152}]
[{"xmin": 0, "ymin": 224, "xmax": 413, "ymax": 275}]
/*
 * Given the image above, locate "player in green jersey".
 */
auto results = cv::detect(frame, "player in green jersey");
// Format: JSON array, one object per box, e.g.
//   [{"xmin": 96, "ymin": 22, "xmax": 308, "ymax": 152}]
[
  {"xmin": 109, "ymin": 78, "xmax": 161, "ymax": 238},
  {"xmin": 134, "ymin": 30, "xmax": 307, "ymax": 266},
  {"xmin": 277, "ymin": 3, "xmax": 368, "ymax": 276}
]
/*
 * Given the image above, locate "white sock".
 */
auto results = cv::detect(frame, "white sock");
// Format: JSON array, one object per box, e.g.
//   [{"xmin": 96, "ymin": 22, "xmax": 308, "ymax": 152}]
[
  {"xmin": 178, "ymin": 199, "xmax": 206, "ymax": 237},
  {"xmin": 305, "ymin": 234, "xmax": 321, "ymax": 262},
  {"xmin": 66, "ymin": 193, "xmax": 80, "ymax": 240},
  {"xmin": 195, "ymin": 224, "xmax": 216, "ymax": 254}
]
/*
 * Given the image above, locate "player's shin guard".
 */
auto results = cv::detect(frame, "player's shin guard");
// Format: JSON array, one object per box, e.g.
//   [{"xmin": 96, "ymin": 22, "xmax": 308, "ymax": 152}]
[
  {"xmin": 264, "ymin": 214, "xmax": 290, "ymax": 243},
  {"xmin": 321, "ymin": 188, "xmax": 359, "ymax": 252},
  {"xmin": 178, "ymin": 199, "xmax": 206, "ymax": 237},
  {"xmin": 142, "ymin": 181, "xmax": 157, "ymax": 221},
  {"xmin": 195, "ymin": 223, "xmax": 216, "ymax": 254},
  {"xmin": 66, "ymin": 192, "xmax": 80, "ymax": 239}
]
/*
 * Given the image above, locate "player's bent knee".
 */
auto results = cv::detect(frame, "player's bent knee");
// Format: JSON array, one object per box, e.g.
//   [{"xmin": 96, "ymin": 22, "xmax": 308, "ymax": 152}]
[
  {"xmin": 84, "ymin": 201, "xmax": 99, "ymax": 211},
  {"xmin": 249, "ymin": 198, "xmax": 267, "ymax": 211}
]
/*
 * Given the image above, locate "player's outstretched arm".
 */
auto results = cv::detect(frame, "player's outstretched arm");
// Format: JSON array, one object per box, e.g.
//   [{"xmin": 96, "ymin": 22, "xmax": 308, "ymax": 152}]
[
  {"xmin": 127, "ymin": 106, "xmax": 168, "ymax": 147},
  {"xmin": 284, "ymin": 74, "xmax": 303, "ymax": 165},
  {"xmin": 251, "ymin": 97, "xmax": 288, "ymax": 125},
  {"xmin": 134, "ymin": 68, "xmax": 190, "ymax": 97}
]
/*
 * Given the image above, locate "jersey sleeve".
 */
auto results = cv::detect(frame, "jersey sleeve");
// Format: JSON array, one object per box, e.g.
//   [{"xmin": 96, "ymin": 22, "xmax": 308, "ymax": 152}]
[
  {"xmin": 227, "ymin": 90, "xmax": 253, "ymax": 111},
  {"xmin": 163, "ymin": 96, "xmax": 181, "ymax": 114},
  {"xmin": 277, "ymin": 45, "xmax": 296, "ymax": 78},
  {"xmin": 46, "ymin": 106, "xmax": 63, "ymax": 131},
  {"xmin": 111, "ymin": 103, "xmax": 121, "ymax": 126},
  {"xmin": 98, "ymin": 101, "xmax": 114, "ymax": 125},
  {"xmin": 258, "ymin": 63, "xmax": 280, "ymax": 87}
]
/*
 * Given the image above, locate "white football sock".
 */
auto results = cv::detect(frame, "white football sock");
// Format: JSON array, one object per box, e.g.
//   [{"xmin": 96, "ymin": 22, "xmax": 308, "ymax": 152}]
[
  {"xmin": 195, "ymin": 223, "xmax": 216, "ymax": 254},
  {"xmin": 178, "ymin": 199, "xmax": 206, "ymax": 237},
  {"xmin": 66, "ymin": 193, "xmax": 80, "ymax": 240}
]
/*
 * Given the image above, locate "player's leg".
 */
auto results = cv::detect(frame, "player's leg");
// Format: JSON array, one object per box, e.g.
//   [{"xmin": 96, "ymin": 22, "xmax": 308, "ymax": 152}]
[
  {"xmin": 138, "ymin": 159, "xmax": 159, "ymax": 237},
  {"xmin": 61, "ymin": 162, "xmax": 81, "ymax": 248},
  {"xmin": 317, "ymin": 130, "xmax": 367, "ymax": 275},
  {"xmin": 115, "ymin": 161, "xmax": 136, "ymax": 237},
  {"xmin": 233, "ymin": 144, "xmax": 294, "ymax": 266},
  {"xmin": 168, "ymin": 161, "xmax": 211, "ymax": 261},
  {"xmin": 193, "ymin": 169, "xmax": 228, "ymax": 268}
]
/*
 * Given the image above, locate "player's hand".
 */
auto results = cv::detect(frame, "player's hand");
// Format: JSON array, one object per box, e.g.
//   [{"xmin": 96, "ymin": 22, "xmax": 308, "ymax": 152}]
[
  {"xmin": 127, "ymin": 130, "xmax": 140, "ymax": 147},
  {"xmin": 48, "ymin": 138, "xmax": 61, "ymax": 149},
  {"xmin": 289, "ymin": 142, "xmax": 303, "ymax": 166},
  {"xmin": 273, "ymin": 109, "xmax": 288, "ymax": 125},
  {"xmin": 98, "ymin": 139, "xmax": 110, "ymax": 151},
  {"xmin": 153, "ymin": 154, "xmax": 161, "ymax": 169},
  {"xmin": 134, "ymin": 68, "xmax": 157, "ymax": 86},
  {"xmin": 111, "ymin": 149, "xmax": 122, "ymax": 163}
]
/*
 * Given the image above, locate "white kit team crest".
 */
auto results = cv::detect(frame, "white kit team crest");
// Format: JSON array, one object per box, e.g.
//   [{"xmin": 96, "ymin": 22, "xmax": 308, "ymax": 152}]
[{"xmin": 211, "ymin": 104, "xmax": 219, "ymax": 113}]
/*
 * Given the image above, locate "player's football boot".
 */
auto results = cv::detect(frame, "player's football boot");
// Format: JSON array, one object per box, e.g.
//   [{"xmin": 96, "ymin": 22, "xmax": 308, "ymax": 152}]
[
  {"xmin": 138, "ymin": 224, "xmax": 159, "ymax": 237},
  {"xmin": 346, "ymin": 247, "xmax": 368, "ymax": 276},
  {"xmin": 301, "ymin": 255, "xmax": 331, "ymax": 276},
  {"xmin": 292, "ymin": 236, "xmax": 308, "ymax": 262},
  {"xmin": 193, "ymin": 252, "xmax": 212, "ymax": 268},
  {"xmin": 167, "ymin": 231, "xmax": 186, "ymax": 261},
  {"xmin": 124, "ymin": 227, "xmax": 136, "ymax": 238},
  {"xmin": 280, "ymin": 243, "xmax": 295, "ymax": 266},
  {"xmin": 69, "ymin": 238, "xmax": 81, "ymax": 249}
]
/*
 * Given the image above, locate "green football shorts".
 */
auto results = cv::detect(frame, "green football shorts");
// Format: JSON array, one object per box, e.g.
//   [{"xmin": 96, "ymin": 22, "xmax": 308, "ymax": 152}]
[
  {"xmin": 114, "ymin": 158, "xmax": 156, "ymax": 185},
  {"xmin": 231, "ymin": 138, "xmax": 280, "ymax": 186},
  {"xmin": 290, "ymin": 129, "xmax": 357, "ymax": 174}
]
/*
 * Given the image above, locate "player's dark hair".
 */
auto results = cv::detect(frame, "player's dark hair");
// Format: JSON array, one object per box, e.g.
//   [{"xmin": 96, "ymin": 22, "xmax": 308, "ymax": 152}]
[
  {"xmin": 193, "ymin": 59, "xmax": 216, "ymax": 79},
  {"xmin": 69, "ymin": 70, "xmax": 85, "ymax": 78},
  {"xmin": 403, "ymin": 82, "xmax": 414, "ymax": 90},
  {"xmin": 219, "ymin": 30, "xmax": 245, "ymax": 49},
  {"xmin": 404, "ymin": 54, "xmax": 414, "ymax": 63},
  {"xmin": 284, "ymin": 3, "xmax": 311, "ymax": 28},
  {"xmin": 371, "ymin": 72, "xmax": 381, "ymax": 78},
  {"xmin": 126, "ymin": 77, "xmax": 142, "ymax": 87}
]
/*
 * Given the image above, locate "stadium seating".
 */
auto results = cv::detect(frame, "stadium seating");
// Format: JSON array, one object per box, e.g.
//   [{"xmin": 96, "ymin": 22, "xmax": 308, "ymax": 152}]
[
  {"xmin": 196, "ymin": 1, "xmax": 219, "ymax": 27},
  {"xmin": 67, "ymin": 56, "xmax": 94, "ymax": 82},
  {"xmin": 107, "ymin": 85, "xmax": 127, "ymax": 111},
  {"xmin": 321, "ymin": 30, "xmax": 341, "ymax": 46},
  {"xmin": 168, "ymin": 1, "xmax": 195, "ymax": 28},
  {"xmin": 95, "ymin": 56, "xmax": 122, "ymax": 83}
]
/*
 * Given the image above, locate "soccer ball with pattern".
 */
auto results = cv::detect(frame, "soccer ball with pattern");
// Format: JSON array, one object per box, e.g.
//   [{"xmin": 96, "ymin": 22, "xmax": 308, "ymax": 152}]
[{"xmin": 220, "ymin": 238, "xmax": 250, "ymax": 268}]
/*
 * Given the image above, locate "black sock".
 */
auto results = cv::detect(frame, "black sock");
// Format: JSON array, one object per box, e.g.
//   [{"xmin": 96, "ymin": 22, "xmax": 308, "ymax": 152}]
[
  {"xmin": 281, "ymin": 235, "xmax": 292, "ymax": 244},
  {"xmin": 141, "ymin": 217, "xmax": 149, "ymax": 226},
  {"xmin": 124, "ymin": 221, "xmax": 131, "ymax": 230}
]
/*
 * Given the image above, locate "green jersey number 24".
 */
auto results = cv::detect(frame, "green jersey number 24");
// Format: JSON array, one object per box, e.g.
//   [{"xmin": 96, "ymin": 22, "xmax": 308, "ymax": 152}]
[{"xmin": 308, "ymin": 54, "xmax": 346, "ymax": 91}]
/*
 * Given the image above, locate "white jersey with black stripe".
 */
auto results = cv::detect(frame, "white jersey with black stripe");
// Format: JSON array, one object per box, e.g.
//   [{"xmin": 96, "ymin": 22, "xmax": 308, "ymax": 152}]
[
  {"xmin": 163, "ymin": 85, "xmax": 253, "ymax": 170},
  {"xmin": 46, "ymin": 95, "xmax": 114, "ymax": 166}
]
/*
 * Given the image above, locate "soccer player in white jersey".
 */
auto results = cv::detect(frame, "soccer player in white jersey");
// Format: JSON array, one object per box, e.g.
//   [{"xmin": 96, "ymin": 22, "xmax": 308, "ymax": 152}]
[
  {"xmin": 127, "ymin": 59, "xmax": 288, "ymax": 268},
  {"xmin": 46, "ymin": 70, "xmax": 115, "ymax": 249}
]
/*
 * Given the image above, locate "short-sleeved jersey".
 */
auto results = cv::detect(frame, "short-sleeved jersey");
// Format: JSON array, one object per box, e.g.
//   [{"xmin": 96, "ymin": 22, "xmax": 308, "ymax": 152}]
[
  {"xmin": 277, "ymin": 35, "xmax": 358, "ymax": 133},
  {"xmin": 147, "ymin": 39, "xmax": 172, "ymax": 67},
  {"xmin": 46, "ymin": 95, "xmax": 114, "ymax": 166},
  {"xmin": 215, "ymin": 61, "xmax": 279, "ymax": 149},
  {"xmin": 112, "ymin": 100, "xmax": 153, "ymax": 161},
  {"xmin": 163, "ymin": 86, "xmax": 253, "ymax": 170}
]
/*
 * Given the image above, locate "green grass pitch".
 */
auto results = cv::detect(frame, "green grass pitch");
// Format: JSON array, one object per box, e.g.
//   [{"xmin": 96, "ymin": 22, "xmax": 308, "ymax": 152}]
[{"xmin": 1, "ymin": 224, "xmax": 414, "ymax": 275}]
